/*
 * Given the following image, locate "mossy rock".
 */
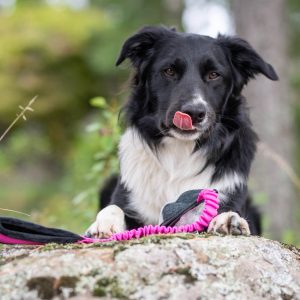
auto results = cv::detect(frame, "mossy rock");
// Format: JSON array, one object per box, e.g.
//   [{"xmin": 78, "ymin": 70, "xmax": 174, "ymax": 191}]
[{"xmin": 0, "ymin": 234, "xmax": 299, "ymax": 299}]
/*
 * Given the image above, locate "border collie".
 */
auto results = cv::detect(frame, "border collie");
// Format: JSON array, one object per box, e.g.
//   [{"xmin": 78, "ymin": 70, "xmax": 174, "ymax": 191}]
[{"xmin": 86, "ymin": 26, "xmax": 278, "ymax": 238}]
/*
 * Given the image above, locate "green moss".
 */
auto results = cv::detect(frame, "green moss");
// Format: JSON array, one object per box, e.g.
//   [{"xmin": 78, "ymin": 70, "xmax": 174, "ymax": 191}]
[
  {"xmin": 280, "ymin": 242, "xmax": 300, "ymax": 256},
  {"xmin": 27, "ymin": 276, "xmax": 56, "ymax": 300},
  {"xmin": 88, "ymin": 241, "xmax": 118, "ymax": 248},
  {"xmin": 87, "ymin": 269, "xmax": 101, "ymax": 277},
  {"xmin": 162, "ymin": 266, "xmax": 197, "ymax": 284},
  {"xmin": 93, "ymin": 277, "xmax": 114, "ymax": 297},
  {"xmin": 93, "ymin": 277, "xmax": 127, "ymax": 299},
  {"xmin": 57, "ymin": 276, "xmax": 78, "ymax": 297},
  {"xmin": 40, "ymin": 243, "xmax": 68, "ymax": 251},
  {"xmin": 36, "ymin": 233, "xmax": 205, "ymax": 254},
  {"xmin": 141, "ymin": 235, "xmax": 174, "ymax": 244},
  {"xmin": 40, "ymin": 243, "xmax": 86, "ymax": 251},
  {"xmin": 97, "ymin": 278, "xmax": 113, "ymax": 287},
  {"xmin": 280, "ymin": 292, "xmax": 294, "ymax": 300},
  {"xmin": 0, "ymin": 252, "xmax": 30, "ymax": 266},
  {"xmin": 110, "ymin": 284, "xmax": 127, "ymax": 298},
  {"xmin": 93, "ymin": 286, "xmax": 107, "ymax": 297},
  {"xmin": 134, "ymin": 233, "xmax": 200, "ymax": 245},
  {"xmin": 58, "ymin": 276, "xmax": 78, "ymax": 288},
  {"xmin": 175, "ymin": 267, "xmax": 197, "ymax": 283},
  {"xmin": 39, "ymin": 241, "xmax": 124, "ymax": 252},
  {"xmin": 26, "ymin": 276, "xmax": 79, "ymax": 299},
  {"xmin": 113, "ymin": 244, "xmax": 129, "ymax": 256}
]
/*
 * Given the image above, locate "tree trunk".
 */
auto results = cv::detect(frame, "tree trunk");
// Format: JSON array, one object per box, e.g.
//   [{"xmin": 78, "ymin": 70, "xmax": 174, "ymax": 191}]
[{"xmin": 232, "ymin": 0, "xmax": 297, "ymax": 241}]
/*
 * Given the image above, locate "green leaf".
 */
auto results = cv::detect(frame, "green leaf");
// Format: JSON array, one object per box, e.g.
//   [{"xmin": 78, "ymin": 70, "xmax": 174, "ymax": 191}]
[{"xmin": 90, "ymin": 97, "xmax": 107, "ymax": 109}]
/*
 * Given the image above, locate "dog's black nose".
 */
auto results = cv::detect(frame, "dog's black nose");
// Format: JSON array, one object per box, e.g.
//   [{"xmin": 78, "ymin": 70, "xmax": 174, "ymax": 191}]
[{"xmin": 181, "ymin": 103, "xmax": 207, "ymax": 124}]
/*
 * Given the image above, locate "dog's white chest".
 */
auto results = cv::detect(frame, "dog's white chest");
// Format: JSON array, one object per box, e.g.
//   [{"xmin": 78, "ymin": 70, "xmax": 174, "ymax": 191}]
[{"xmin": 119, "ymin": 127, "xmax": 215, "ymax": 224}]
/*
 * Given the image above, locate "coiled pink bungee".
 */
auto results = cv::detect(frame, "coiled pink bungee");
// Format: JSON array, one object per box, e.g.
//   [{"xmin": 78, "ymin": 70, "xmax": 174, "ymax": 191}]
[{"xmin": 80, "ymin": 189, "xmax": 219, "ymax": 243}]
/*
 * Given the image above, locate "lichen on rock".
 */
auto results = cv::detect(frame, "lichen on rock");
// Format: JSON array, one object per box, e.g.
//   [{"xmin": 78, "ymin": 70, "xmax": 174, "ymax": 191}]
[{"xmin": 0, "ymin": 234, "xmax": 299, "ymax": 299}]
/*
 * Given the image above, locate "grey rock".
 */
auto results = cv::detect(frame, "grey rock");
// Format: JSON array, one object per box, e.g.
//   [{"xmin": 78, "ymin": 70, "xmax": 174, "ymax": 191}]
[{"xmin": 0, "ymin": 234, "xmax": 299, "ymax": 300}]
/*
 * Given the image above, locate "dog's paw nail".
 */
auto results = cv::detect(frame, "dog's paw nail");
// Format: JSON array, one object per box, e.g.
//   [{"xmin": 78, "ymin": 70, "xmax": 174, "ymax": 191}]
[{"xmin": 229, "ymin": 215, "xmax": 242, "ymax": 235}]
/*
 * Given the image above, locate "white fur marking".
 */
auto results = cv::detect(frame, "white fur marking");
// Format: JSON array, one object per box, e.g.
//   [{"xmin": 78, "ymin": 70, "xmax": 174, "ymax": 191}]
[
  {"xmin": 213, "ymin": 172, "xmax": 245, "ymax": 194},
  {"xmin": 86, "ymin": 205, "xmax": 126, "ymax": 237},
  {"xmin": 192, "ymin": 92, "xmax": 207, "ymax": 107},
  {"xmin": 169, "ymin": 128, "xmax": 201, "ymax": 141},
  {"xmin": 119, "ymin": 127, "xmax": 245, "ymax": 225}
]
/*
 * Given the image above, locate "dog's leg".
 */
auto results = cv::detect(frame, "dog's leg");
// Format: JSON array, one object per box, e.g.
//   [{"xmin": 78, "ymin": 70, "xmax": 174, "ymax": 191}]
[
  {"xmin": 85, "ymin": 205, "xmax": 126, "ymax": 238},
  {"xmin": 207, "ymin": 211, "xmax": 250, "ymax": 235}
]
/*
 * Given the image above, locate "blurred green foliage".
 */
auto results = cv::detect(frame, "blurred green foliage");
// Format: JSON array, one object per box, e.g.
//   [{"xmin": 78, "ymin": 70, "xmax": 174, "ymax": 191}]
[
  {"xmin": 33, "ymin": 96, "xmax": 121, "ymax": 231},
  {"xmin": 0, "ymin": 96, "xmax": 121, "ymax": 231}
]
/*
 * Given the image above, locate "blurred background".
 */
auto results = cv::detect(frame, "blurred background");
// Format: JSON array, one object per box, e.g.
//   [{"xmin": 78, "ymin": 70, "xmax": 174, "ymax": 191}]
[{"xmin": 0, "ymin": 0, "xmax": 299, "ymax": 244}]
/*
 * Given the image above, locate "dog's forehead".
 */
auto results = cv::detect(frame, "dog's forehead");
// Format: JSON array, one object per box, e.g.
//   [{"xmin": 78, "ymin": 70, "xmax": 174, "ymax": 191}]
[{"xmin": 156, "ymin": 33, "xmax": 223, "ymax": 61}]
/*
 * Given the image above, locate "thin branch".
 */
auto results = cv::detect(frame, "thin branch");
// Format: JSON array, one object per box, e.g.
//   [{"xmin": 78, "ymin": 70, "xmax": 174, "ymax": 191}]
[
  {"xmin": 258, "ymin": 142, "xmax": 300, "ymax": 192},
  {"xmin": 0, "ymin": 95, "xmax": 38, "ymax": 142},
  {"xmin": 0, "ymin": 97, "xmax": 37, "ymax": 217},
  {"xmin": 0, "ymin": 208, "xmax": 31, "ymax": 217}
]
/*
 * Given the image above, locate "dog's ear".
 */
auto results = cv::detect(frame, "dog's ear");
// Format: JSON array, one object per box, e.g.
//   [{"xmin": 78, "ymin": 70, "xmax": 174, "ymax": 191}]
[
  {"xmin": 116, "ymin": 26, "xmax": 175, "ymax": 67},
  {"xmin": 217, "ymin": 35, "xmax": 278, "ymax": 88}
]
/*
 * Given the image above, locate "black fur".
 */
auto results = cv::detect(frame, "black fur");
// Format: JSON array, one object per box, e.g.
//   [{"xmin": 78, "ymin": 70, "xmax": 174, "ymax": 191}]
[{"xmin": 101, "ymin": 26, "xmax": 278, "ymax": 235}]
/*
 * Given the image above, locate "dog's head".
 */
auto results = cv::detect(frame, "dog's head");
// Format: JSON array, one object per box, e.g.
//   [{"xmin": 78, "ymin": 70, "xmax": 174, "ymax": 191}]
[{"xmin": 116, "ymin": 26, "xmax": 278, "ymax": 141}]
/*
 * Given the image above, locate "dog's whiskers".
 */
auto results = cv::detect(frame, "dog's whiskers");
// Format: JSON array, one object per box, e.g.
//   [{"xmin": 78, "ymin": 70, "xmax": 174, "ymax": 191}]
[
  {"xmin": 156, "ymin": 128, "xmax": 169, "ymax": 136},
  {"xmin": 215, "ymin": 113, "xmax": 240, "ymax": 127}
]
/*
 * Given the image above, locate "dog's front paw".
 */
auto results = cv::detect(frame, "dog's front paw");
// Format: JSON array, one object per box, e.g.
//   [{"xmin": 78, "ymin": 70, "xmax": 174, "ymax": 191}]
[
  {"xmin": 85, "ymin": 205, "xmax": 126, "ymax": 238},
  {"xmin": 207, "ymin": 212, "xmax": 250, "ymax": 236}
]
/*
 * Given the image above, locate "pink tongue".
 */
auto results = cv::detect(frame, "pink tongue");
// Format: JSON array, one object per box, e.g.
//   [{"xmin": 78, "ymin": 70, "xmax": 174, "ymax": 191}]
[{"xmin": 173, "ymin": 111, "xmax": 194, "ymax": 130}]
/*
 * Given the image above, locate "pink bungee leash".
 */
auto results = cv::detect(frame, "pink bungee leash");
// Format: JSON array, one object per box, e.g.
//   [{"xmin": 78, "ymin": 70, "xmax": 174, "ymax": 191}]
[{"xmin": 80, "ymin": 189, "xmax": 219, "ymax": 243}]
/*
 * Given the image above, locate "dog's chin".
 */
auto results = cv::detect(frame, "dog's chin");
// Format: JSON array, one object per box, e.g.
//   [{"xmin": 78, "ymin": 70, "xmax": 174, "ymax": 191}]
[
  {"xmin": 168, "ymin": 128, "xmax": 202, "ymax": 141},
  {"xmin": 163, "ymin": 115, "xmax": 215, "ymax": 141},
  {"xmin": 168, "ymin": 119, "xmax": 215, "ymax": 141}
]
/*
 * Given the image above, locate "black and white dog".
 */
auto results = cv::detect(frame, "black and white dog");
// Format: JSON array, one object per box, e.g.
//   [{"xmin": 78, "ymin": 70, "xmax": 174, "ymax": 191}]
[{"xmin": 86, "ymin": 26, "xmax": 278, "ymax": 238}]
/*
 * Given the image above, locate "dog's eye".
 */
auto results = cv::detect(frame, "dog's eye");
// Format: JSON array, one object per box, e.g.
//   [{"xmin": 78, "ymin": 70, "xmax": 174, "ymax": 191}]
[
  {"xmin": 163, "ymin": 67, "xmax": 176, "ymax": 77},
  {"xmin": 208, "ymin": 71, "xmax": 220, "ymax": 80}
]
